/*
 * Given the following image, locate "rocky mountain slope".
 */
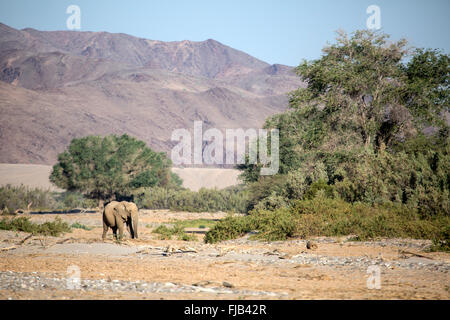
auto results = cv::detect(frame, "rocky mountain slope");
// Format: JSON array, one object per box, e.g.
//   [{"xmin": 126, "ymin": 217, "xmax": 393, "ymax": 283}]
[{"xmin": 0, "ymin": 23, "xmax": 304, "ymax": 164}]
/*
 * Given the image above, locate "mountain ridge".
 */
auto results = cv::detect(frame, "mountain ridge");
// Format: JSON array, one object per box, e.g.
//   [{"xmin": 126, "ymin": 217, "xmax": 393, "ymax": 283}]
[{"xmin": 0, "ymin": 23, "xmax": 304, "ymax": 165}]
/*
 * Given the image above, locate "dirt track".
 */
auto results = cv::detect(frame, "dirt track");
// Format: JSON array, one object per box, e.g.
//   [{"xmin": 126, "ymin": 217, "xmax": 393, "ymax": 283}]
[{"xmin": 0, "ymin": 210, "xmax": 449, "ymax": 300}]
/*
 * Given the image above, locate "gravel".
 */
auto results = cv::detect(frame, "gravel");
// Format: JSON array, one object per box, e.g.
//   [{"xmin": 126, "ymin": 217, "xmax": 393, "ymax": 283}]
[
  {"xmin": 224, "ymin": 237, "xmax": 434, "ymax": 250},
  {"xmin": 169, "ymin": 247, "xmax": 449, "ymax": 272},
  {"xmin": 0, "ymin": 271, "xmax": 287, "ymax": 298},
  {"xmin": 290, "ymin": 253, "xmax": 449, "ymax": 272}
]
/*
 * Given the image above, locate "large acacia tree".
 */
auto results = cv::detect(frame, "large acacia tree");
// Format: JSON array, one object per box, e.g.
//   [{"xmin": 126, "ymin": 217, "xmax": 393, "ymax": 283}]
[
  {"xmin": 288, "ymin": 30, "xmax": 447, "ymax": 150},
  {"xmin": 238, "ymin": 30, "xmax": 449, "ymax": 215},
  {"xmin": 50, "ymin": 134, "xmax": 180, "ymax": 206}
]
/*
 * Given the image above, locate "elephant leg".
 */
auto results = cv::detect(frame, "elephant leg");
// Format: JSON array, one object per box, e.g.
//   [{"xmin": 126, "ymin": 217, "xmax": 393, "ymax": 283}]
[
  {"xmin": 112, "ymin": 226, "xmax": 118, "ymax": 240},
  {"xmin": 116, "ymin": 218, "xmax": 125, "ymax": 241},
  {"xmin": 127, "ymin": 221, "xmax": 132, "ymax": 238},
  {"xmin": 102, "ymin": 221, "xmax": 109, "ymax": 240}
]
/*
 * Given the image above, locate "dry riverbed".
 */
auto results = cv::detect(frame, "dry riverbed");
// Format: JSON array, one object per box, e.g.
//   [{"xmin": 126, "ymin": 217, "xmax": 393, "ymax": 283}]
[{"xmin": 0, "ymin": 210, "xmax": 449, "ymax": 300}]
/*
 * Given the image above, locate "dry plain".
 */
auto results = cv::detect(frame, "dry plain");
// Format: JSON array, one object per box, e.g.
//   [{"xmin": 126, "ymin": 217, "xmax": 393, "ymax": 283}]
[
  {"xmin": 0, "ymin": 210, "xmax": 449, "ymax": 300},
  {"xmin": 0, "ymin": 164, "xmax": 449, "ymax": 300}
]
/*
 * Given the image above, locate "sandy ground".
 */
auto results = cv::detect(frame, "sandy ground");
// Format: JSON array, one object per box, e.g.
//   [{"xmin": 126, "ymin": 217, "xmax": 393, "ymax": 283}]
[
  {"xmin": 0, "ymin": 210, "xmax": 449, "ymax": 300},
  {"xmin": 172, "ymin": 167, "xmax": 241, "ymax": 191},
  {"xmin": 0, "ymin": 163, "xmax": 240, "ymax": 191},
  {"xmin": 0, "ymin": 164, "xmax": 60, "ymax": 191}
]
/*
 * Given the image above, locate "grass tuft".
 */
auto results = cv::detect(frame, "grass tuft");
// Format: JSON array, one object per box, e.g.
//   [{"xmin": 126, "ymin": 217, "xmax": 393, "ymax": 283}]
[{"xmin": 70, "ymin": 222, "xmax": 92, "ymax": 231}]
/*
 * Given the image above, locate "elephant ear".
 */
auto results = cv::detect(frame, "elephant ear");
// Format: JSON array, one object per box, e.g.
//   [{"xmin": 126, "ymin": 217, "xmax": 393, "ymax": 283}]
[{"xmin": 123, "ymin": 202, "xmax": 138, "ymax": 212}]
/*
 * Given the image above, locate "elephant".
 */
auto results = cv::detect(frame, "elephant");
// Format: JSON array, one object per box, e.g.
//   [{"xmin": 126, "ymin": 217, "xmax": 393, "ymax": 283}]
[{"xmin": 102, "ymin": 201, "xmax": 139, "ymax": 240}]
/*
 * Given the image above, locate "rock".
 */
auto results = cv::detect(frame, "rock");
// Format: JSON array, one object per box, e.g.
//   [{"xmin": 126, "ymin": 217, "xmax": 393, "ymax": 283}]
[
  {"xmin": 306, "ymin": 241, "xmax": 318, "ymax": 250},
  {"xmin": 222, "ymin": 281, "xmax": 234, "ymax": 288},
  {"xmin": 164, "ymin": 282, "xmax": 176, "ymax": 287},
  {"xmin": 165, "ymin": 245, "xmax": 175, "ymax": 253},
  {"xmin": 192, "ymin": 280, "xmax": 214, "ymax": 287}
]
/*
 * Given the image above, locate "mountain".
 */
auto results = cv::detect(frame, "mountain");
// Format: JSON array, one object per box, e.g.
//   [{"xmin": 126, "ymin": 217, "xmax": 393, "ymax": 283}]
[{"xmin": 0, "ymin": 23, "xmax": 304, "ymax": 165}]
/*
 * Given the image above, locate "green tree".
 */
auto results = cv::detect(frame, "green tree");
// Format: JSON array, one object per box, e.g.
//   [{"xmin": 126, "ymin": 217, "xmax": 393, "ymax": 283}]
[
  {"xmin": 291, "ymin": 30, "xmax": 413, "ymax": 149},
  {"xmin": 401, "ymin": 48, "xmax": 449, "ymax": 129},
  {"xmin": 50, "ymin": 134, "xmax": 180, "ymax": 206},
  {"xmin": 237, "ymin": 30, "xmax": 449, "ymax": 215}
]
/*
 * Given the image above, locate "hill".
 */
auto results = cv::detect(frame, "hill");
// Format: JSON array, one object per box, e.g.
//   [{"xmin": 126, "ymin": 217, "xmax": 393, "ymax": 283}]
[{"xmin": 0, "ymin": 23, "xmax": 304, "ymax": 164}]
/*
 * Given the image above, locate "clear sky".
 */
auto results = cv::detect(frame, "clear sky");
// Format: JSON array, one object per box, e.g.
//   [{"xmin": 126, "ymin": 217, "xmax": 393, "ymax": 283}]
[{"xmin": 0, "ymin": 0, "xmax": 448, "ymax": 66}]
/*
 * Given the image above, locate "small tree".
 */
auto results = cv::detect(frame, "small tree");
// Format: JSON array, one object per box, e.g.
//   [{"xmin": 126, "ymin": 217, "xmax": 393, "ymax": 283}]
[{"xmin": 50, "ymin": 134, "xmax": 180, "ymax": 207}]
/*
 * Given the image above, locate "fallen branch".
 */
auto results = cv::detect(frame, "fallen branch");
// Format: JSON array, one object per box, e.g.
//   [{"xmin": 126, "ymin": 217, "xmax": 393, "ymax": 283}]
[
  {"xmin": 162, "ymin": 245, "xmax": 198, "ymax": 255},
  {"xmin": 0, "ymin": 246, "xmax": 17, "ymax": 251},
  {"xmin": 400, "ymin": 250, "xmax": 434, "ymax": 260},
  {"xmin": 18, "ymin": 234, "xmax": 33, "ymax": 245},
  {"xmin": 56, "ymin": 238, "xmax": 73, "ymax": 244},
  {"xmin": 176, "ymin": 249, "xmax": 197, "ymax": 253}
]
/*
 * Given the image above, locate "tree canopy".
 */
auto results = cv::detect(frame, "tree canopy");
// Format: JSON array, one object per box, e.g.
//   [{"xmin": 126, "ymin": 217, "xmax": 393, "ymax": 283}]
[
  {"xmin": 50, "ymin": 134, "xmax": 181, "ymax": 203},
  {"xmin": 239, "ymin": 30, "xmax": 449, "ymax": 216}
]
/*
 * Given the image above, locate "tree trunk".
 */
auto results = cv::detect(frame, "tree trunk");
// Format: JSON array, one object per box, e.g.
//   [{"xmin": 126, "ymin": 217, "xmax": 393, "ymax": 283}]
[{"xmin": 98, "ymin": 199, "xmax": 105, "ymax": 212}]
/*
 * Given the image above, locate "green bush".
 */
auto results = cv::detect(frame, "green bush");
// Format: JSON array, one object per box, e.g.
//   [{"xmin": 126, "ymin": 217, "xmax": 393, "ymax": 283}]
[
  {"xmin": 70, "ymin": 222, "xmax": 92, "ymax": 231},
  {"xmin": 173, "ymin": 219, "xmax": 218, "ymax": 230},
  {"xmin": 205, "ymin": 196, "xmax": 448, "ymax": 244},
  {"xmin": 204, "ymin": 215, "xmax": 256, "ymax": 244},
  {"xmin": 134, "ymin": 185, "xmax": 249, "ymax": 213},
  {"xmin": 291, "ymin": 197, "xmax": 444, "ymax": 240},
  {"xmin": 430, "ymin": 225, "xmax": 450, "ymax": 252},
  {"xmin": 249, "ymin": 208, "xmax": 297, "ymax": 241},
  {"xmin": 204, "ymin": 209, "xmax": 296, "ymax": 244},
  {"xmin": 0, "ymin": 216, "xmax": 71, "ymax": 236},
  {"xmin": 58, "ymin": 192, "xmax": 97, "ymax": 210},
  {"xmin": 245, "ymin": 175, "xmax": 288, "ymax": 211},
  {"xmin": 0, "ymin": 185, "xmax": 101, "ymax": 213},
  {"xmin": 152, "ymin": 224, "xmax": 196, "ymax": 241},
  {"xmin": 0, "ymin": 185, "xmax": 58, "ymax": 213},
  {"xmin": 304, "ymin": 179, "xmax": 337, "ymax": 200}
]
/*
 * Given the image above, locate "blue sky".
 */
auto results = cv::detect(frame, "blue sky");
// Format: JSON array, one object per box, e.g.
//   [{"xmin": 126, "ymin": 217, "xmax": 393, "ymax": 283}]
[{"xmin": 0, "ymin": 0, "xmax": 449, "ymax": 66}]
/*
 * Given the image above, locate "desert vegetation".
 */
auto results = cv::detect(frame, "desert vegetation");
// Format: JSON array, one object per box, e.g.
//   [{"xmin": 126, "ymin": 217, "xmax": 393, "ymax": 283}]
[
  {"xmin": 49, "ymin": 134, "xmax": 182, "ymax": 206},
  {"xmin": 0, "ymin": 184, "xmax": 248, "ymax": 215},
  {"xmin": 0, "ymin": 184, "xmax": 96, "ymax": 214},
  {"xmin": 0, "ymin": 216, "xmax": 71, "ymax": 236},
  {"xmin": 208, "ymin": 30, "xmax": 449, "ymax": 250},
  {"xmin": 133, "ymin": 185, "xmax": 248, "ymax": 213},
  {"xmin": 151, "ymin": 218, "xmax": 218, "ymax": 241},
  {"xmin": 1, "ymin": 30, "xmax": 448, "ymax": 251}
]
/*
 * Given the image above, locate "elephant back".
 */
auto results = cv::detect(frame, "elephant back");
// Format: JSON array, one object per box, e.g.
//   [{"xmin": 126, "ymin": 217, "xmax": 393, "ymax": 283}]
[{"xmin": 104, "ymin": 201, "xmax": 120, "ymax": 211}]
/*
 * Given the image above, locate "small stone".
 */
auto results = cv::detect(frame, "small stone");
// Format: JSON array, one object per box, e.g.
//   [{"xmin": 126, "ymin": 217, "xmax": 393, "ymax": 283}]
[
  {"xmin": 192, "ymin": 280, "xmax": 212, "ymax": 287},
  {"xmin": 222, "ymin": 281, "xmax": 234, "ymax": 288},
  {"xmin": 164, "ymin": 282, "xmax": 176, "ymax": 287},
  {"xmin": 306, "ymin": 241, "xmax": 318, "ymax": 250}
]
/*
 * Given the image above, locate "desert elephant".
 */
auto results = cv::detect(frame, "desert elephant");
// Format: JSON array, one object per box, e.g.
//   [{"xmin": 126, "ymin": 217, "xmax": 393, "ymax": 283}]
[{"xmin": 102, "ymin": 201, "xmax": 139, "ymax": 240}]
